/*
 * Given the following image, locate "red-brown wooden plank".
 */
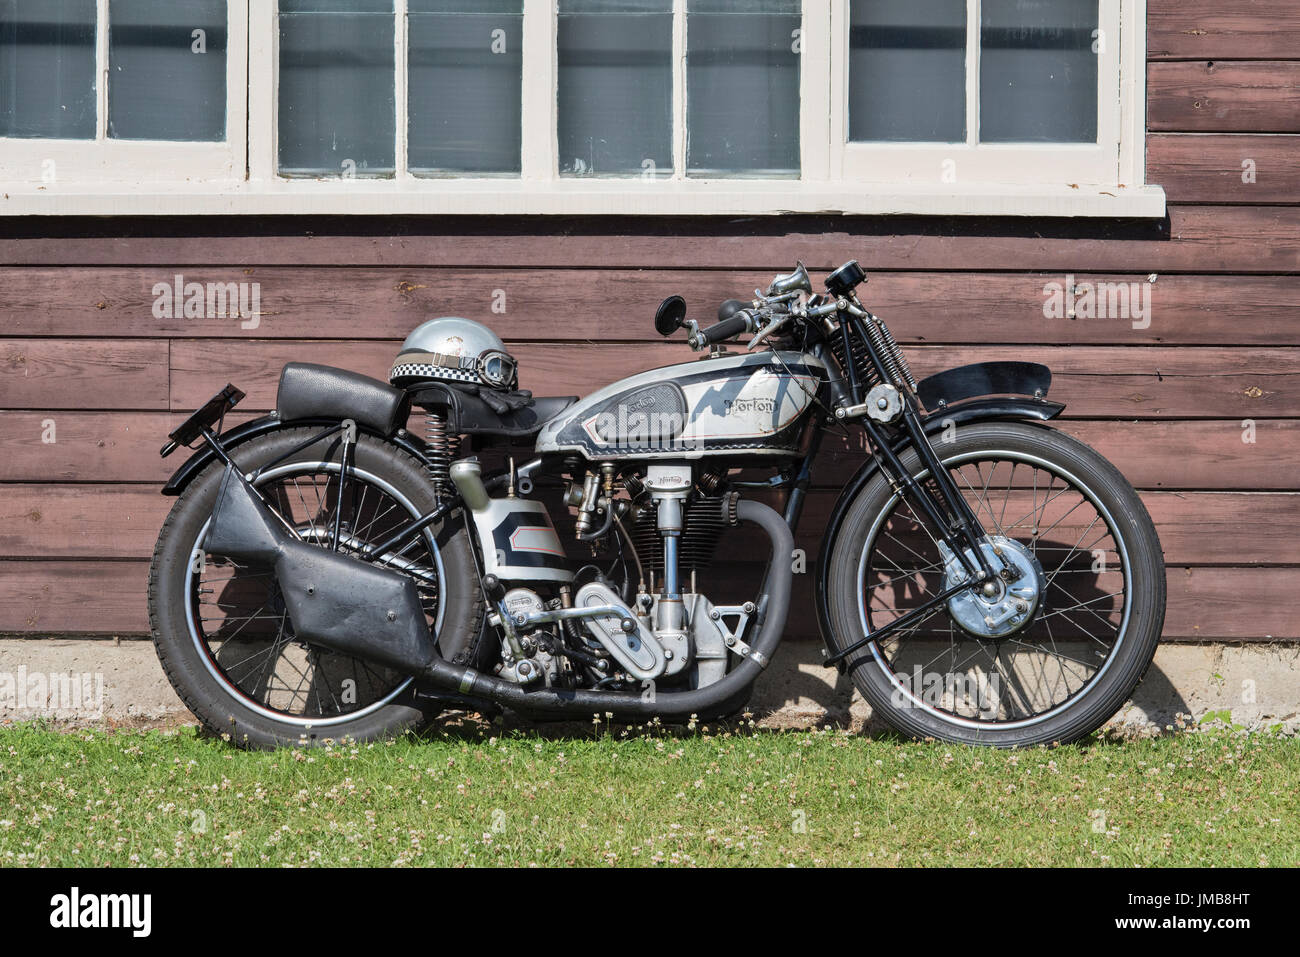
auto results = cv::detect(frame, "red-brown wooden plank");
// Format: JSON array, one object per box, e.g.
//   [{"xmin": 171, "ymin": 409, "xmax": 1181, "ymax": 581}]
[
  {"xmin": 819, "ymin": 418, "xmax": 1300, "ymax": 491},
  {"xmin": 0, "ymin": 207, "xmax": 1297, "ymax": 274},
  {"xmin": 1148, "ymin": 1, "xmax": 1300, "ymax": 61},
  {"xmin": 0, "ymin": 339, "xmax": 168, "ymax": 410},
  {"xmin": 783, "ymin": 491, "xmax": 1300, "ymax": 566},
  {"xmin": 6, "ymin": 266, "xmax": 1300, "ymax": 347},
  {"xmin": 0, "ymin": 561, "xmax": 149, "ymax": 633},
  {"xmin": 2, "ymin": 413, "xmax": 1294, "ymax": 490},
  {"xmin": 3, "ymin": 485, "xmax": 1294, "ymax": 567},
  {"xmin": 0, "ymin": 411, "xmax": 260, "ymax": 483},
  {"xmin": 0, "ymin": 559, "xmax": 1291, "ymax": 640},
  {"xmin": 169, "ymin": 340, "xmax": 1300, "ymax": 419},
  {"xmin": 0, "ymin": 486, "xmax": 171, "ymax": 559},
  {"xmin": 1148, "ymin": 134, "xmax": 1300, "ymax": 204},
  {"xmin": 1148, "ymin": 61, "xmax": 1300, "ymax": 133}
]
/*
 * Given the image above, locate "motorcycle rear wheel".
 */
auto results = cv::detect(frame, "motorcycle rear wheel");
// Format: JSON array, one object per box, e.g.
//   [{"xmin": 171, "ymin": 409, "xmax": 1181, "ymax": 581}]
[
  {"xmin": 824, "ymin": 421, "xmax": 1165, "ymax": 747},
  {"xmin": 148, "ymin": 428, "xmax": 483, "ymax": 749}
]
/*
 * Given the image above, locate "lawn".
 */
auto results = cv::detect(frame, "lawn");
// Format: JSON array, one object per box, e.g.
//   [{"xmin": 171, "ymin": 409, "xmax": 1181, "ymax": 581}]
[{"xmin": 0, "ymin": 720, "xmax": 1294, "ymax": 867}]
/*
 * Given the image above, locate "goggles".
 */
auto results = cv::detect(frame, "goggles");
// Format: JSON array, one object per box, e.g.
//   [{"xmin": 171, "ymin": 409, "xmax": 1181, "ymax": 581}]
[{"xmin": 476, "ymin": 349, "xmax": 518, "ymax": 389}]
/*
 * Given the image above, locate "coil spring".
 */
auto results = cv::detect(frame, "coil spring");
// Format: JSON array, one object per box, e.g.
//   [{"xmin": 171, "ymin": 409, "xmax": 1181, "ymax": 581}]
[
  {"xmin": 424, "ymin": 410, "xmax": 459, "ymax": 498},
  {"xmin": 830, "ymin": 327, "xmax": 882, "ymax": 396},
  {"xmin": 873, "ymin": 315, "xmax": 918, "ymax": 391},
  {"xmin": 854, "ymin": 313, "xmax": 917, "ymax": 393}
]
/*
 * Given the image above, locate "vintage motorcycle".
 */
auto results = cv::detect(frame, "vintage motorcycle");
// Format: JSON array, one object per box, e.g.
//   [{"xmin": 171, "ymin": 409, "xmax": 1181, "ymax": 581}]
[{"xmin": 149, "ymin": 261, "xmax": 1165, "ymax": 749}]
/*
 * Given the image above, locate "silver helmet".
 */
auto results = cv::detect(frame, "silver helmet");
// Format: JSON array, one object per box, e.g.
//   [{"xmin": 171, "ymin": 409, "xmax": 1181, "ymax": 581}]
[{"xmin": 389, "ymin": 317, "xmax": 518, "ymax": 390}]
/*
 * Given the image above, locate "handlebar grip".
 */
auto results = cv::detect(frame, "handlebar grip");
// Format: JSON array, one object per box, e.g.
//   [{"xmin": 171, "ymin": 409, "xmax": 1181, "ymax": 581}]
[{"xmin": 690, "ymin": 312, "xmax": 752, "ymax": 348}]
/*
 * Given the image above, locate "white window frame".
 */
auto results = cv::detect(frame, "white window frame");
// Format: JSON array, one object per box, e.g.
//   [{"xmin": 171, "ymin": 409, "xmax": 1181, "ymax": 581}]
[
  {"xmin": 0, "ymin": 0, "xmax": 248, "ymax": 186},
  {"xmin": 1, "ymin": 0, "xmax": 1162, "ymax": 216}
]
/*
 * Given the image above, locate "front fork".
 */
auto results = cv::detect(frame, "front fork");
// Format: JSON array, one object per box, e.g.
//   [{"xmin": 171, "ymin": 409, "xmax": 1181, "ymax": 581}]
[
  {"xmin": 818, "ymin": 355, "xmax": 1006, "ymax": 670},
  {"xmin": 871, "ymin": 395, "xmax": 995, "ymax": 581}
]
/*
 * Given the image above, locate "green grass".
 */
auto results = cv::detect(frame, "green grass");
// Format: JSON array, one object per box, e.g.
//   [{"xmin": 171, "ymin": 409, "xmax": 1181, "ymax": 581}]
[{"xmin": 0, "ymin": 720, "xmax": 1295, "ymax": 867}]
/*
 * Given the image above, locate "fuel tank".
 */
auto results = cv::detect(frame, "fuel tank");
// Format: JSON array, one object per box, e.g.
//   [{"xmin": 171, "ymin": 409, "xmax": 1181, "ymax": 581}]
[{"xmin": 534, "ymin": 350, "xmax": 825, "ymax": 461}]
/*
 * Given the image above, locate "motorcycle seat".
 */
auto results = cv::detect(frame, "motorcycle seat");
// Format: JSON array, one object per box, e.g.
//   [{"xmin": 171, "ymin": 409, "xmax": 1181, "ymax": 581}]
[
  {"xmin": 276, "ymin": 362, "xmax": 409, "ymax": 435},
  {"xmin": 408, "ymin": 381, "xmax": 577, "ymax": 438}
]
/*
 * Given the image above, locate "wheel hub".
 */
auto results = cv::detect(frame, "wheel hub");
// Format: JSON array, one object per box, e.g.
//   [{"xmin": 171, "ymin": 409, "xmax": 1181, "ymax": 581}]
[{"xmin": 939, "ymin": 536, "xmax": 1045, "ymax": 638}]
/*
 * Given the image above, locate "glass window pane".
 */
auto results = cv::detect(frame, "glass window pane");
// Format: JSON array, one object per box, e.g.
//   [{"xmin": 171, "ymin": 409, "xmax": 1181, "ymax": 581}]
[
  {"xmin": 278, "ymin": 1, "xmax": 395, "ymax": 177},
  {"xmin": 687, "ymin": 0, "xmax": 800, "ymax": 178},
  {"xmin": 980, "ymin": 0, "xmax": 1097, "ymax": 143},
  {"xmin": 0, "ymin": 0, "xmax": 96, "ymax": 139},
  {"xmin": 557, "ymin": 0, "xmax": 671, "ymax": 178},
  {"xmin": 108, "ymin": 0, "xmax": 226, "ymax": 142},
  {"xmin": 408, "ymin": 0, "xmax": 521, "ymax": 175},
  {"xmin": 848, "ymin": 0, "xmax": 965, "ymax": 143}
]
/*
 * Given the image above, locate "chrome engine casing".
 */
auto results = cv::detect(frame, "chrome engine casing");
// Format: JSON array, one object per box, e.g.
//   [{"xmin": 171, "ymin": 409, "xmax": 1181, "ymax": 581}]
[
  {"xmin": 490, "ymin": 587, "xmax": 735, "ymax": 690},
  {"xmin": 495, "ymin": 588, "xmax": 560, "ymax": 685},
  {"xmin": 679, "ymin": 594, "xmax": 732, "ymax": 689},
  {"xmin": 576, "ymin": 581, "xmax": 666, "ymax": 681}
]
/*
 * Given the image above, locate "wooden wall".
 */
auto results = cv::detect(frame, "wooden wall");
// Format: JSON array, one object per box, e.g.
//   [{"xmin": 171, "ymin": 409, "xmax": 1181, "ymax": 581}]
[{"xmin": 1, "ymin": 0, "xmax": 1296, "ymax": 643}]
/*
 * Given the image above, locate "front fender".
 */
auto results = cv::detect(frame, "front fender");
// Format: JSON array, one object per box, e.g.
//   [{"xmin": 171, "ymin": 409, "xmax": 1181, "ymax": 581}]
[
  {"xmin": 811, "ymin": 385, "xmax": 1064, "ymax": 659},
  {"xmin": 161, "ymin": 414, "xmax": 431, "ymax": 496}
]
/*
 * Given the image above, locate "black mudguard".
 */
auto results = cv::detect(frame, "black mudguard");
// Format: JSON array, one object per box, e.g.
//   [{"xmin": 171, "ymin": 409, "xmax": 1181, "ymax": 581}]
[
  {"xmin": 915, "ymin": 360, "xmax": 1054, "ymax": 414},
  {"xmin": 812, "ymin": 360, "xmax": 1065, "ymax": 660},
  {"xmin": 161, "ymin": 414, "xmax": 432, "ymax": 496},
  {"xmin": 206, "ymin": 464, "xmax": 436, "ymax": 673}
]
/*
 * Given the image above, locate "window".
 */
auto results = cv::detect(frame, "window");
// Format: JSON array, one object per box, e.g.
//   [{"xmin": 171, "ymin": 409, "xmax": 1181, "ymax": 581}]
[
  {"xmin": 408, "ymin": 1, "xmax": 523, "ymax": 176},
  {"xmin": 277, "ymin": 0, "xmax": 397, "ymax": 176},
  {"xmin": 836, "ymin": 0, "xmax": 1122, "ymax": 184},
  {"xmin": 557, "ymin": 0, "xmax": 673, "ymax": 177},
  {"xmin": 847, "ymin": 0, "xmax": 966, "ymax": 143},
  {"xmin": 687, "ymin": 0, "xmax": 801, "ymax": 177},
  {"xmin": 554, "ymin": 0, "xmax": 801, "ymax": 179},
  {"xmin": 275, "ymin": 0, "xmax": 524, "ymax": 178},
  {"xmin": 0, "ymin": 0, "xmax": 246, "ymax": 184},
  {"xmin": 1, "ymin": 0, "xmax": 1163, "ymax": 217},
  {"xmin": 0, "ymin": 0, "xmax": 97, "ymax": 140},
  {"xmin": 109, "ymin": 0, "xmax": 228, "ymax": 141}
]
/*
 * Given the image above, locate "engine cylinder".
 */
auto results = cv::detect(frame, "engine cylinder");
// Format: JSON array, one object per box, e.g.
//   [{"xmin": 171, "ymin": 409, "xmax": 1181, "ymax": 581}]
[{"xmin": 630, "ymin": 495, "xmax": 727, "ymax": 574}]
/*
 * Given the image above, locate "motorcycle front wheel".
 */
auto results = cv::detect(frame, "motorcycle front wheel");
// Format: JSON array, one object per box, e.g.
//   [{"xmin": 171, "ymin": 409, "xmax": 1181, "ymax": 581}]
[
  {"xmin": 824, "ymin": 421, "xmax": 1165, "ymax": 747},
  {"xmin": 148, "ymin": 427, "xmax": 483, "ymax": 749}
]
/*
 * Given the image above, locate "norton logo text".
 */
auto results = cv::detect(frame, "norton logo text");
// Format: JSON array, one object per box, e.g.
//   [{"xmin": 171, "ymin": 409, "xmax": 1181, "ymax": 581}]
[{"xmin": 724, "ymin": 397, "xmax": 776, "ymax": 414}]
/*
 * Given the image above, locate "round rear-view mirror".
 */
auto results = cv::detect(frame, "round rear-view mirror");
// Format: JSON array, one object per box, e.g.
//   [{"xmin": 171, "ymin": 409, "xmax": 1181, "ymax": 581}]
[{"xmin": 654, "ymin": 295, "xmax": 688, "ymax": 337}]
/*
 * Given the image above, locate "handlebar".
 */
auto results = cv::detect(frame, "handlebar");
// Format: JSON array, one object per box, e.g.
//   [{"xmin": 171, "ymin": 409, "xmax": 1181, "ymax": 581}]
[
  {"xmin": 688, "ymin": 311, "xmax": 754, "ymax": 349},
  {"xmin": 673, "ymin": 260, "xmax": 866, "ymax": 351}
]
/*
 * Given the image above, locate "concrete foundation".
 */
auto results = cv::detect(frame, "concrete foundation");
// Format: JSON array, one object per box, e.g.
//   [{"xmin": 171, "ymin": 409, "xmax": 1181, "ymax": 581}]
[{"xmin": 1, "ymin": 637, "xmax": 1296, "ymax": 735}]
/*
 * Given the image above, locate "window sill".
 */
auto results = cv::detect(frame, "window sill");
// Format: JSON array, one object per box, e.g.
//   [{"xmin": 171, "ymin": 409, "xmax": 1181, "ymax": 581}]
[{"xmin": 0, "ymin": 180, "xmax": 1167, "ymax": 219}]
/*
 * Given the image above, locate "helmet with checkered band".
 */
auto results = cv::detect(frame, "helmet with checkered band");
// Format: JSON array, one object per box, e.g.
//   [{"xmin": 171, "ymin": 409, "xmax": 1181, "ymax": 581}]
[{"xmin": 389, "ymin": 317, "xmax": 519, "ymax": 391}]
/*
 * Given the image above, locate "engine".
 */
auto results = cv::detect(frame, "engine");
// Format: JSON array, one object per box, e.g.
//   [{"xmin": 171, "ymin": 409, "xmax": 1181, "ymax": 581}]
[{"xmin": 488, "ymin": 461, "xmax": 748, "ymax": 693}]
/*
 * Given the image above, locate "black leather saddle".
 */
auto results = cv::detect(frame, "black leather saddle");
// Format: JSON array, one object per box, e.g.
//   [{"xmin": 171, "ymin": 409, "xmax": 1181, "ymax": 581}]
[{"xmin": 276, "ymin": 362, "xmax": 409, "ymax": 435}]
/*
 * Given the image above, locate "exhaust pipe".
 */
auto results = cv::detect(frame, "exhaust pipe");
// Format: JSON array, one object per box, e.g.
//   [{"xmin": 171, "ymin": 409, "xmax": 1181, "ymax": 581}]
[
  {"xmin": 420, "ymin": 498, "xmax": 793, "ymax": 721},
  {"xmin": 210, "ymin": 457, "xmax": 795, "ymax": 721}
]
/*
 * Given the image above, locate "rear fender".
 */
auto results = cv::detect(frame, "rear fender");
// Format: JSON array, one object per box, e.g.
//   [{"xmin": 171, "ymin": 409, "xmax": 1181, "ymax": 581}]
[{"xmin": 161, "ymin": 414, "xmax": 431, "ymax": 496}]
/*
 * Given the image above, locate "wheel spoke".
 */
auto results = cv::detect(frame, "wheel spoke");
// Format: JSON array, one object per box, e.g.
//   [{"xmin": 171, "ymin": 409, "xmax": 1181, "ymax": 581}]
[{"xmin": 858, "ymin": 450, "xmax": 1130, "ymax": 728}]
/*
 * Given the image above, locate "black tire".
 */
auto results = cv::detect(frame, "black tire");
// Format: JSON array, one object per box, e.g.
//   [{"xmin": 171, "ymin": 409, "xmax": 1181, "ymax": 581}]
[
  {"xmin": 148, "ymin": 428, "xmax": 483, "ymax": 750},
  {"xmin": 824, "ymin": 421, "xmax": 1165, "ymax": 747}
]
